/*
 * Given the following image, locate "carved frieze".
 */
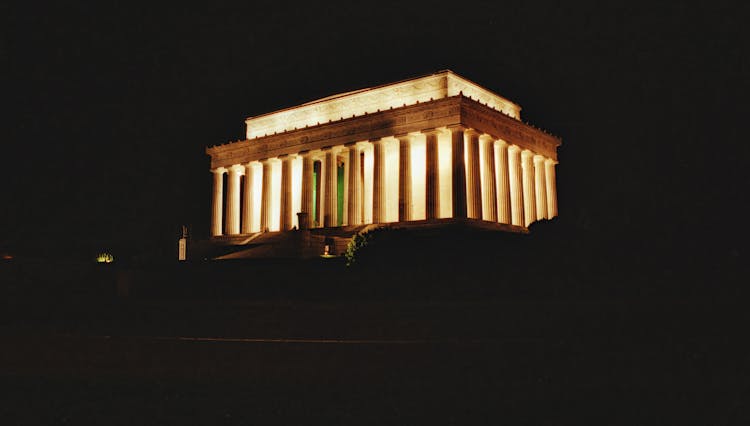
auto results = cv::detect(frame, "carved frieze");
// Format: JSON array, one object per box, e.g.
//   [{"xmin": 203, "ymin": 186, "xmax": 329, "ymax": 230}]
[
  {"xmin": 208, "ymin": 95, "xmax": 560, "ymax": 169},
  {"xmin": 460, "ymin": 98, "xmax": 560, "ymax": 160},
  {"xmin": 209, "ymin": 97, "xmax": 463, "ymax": 168}
]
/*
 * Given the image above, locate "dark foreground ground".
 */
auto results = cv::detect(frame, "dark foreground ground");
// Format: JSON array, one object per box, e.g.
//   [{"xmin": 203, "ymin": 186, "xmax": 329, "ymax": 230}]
[
  {"xmin": 2, "ymin": 228, "xmax": 748, "ymax": 425},
  {"xmin": 2, "ymin": 295, "xmax": 749, "ymax": 425}
]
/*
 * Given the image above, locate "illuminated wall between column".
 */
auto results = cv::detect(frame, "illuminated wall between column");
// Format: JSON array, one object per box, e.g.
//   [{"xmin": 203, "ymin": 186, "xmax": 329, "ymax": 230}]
[
  {"xmin": 384, "ymin": 138, "xmax": 398, "ymax": 222},
  {"xmin": 251, "ymin": 163, "xmax": 262, "ymax": 233},
  {"xmin": 437, "ymin": 131, "xmax": 453, "ymax": 218},
  {"xmin": 478, "ymin": 139, "xmax": 492, "ymax": 221},
  {"xmin": 363, "ymin": 146, "xmax": 374, "ymax": 224},
  {"xmin": 292, "ymin": 156, "xmax": 302, "ymax": 229},
  {"xmin": 410, "ymin": 135, "xmax": 426, "ymax": 220},
  {"xmin": 270, "ymin": 160, "xmax": 281, "ymax": 232}
]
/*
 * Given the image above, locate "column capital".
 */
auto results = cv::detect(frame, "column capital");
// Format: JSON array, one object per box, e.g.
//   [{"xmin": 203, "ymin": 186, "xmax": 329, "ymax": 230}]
[
  {"xmin": 308, "ymin": 149, "xmax": 326, "ymax": 159},
  {"xmin": 344, "ymin": 141, "xmax": 358, "ymax": 148},
  {"xmin": 229, "ymin": 164, "xmax": 245, "ymax": 174},
  {"xmin": 521, "ymin": 149, "xmax": 535, "ymax": 160},
  {"xmin": 479, "ymin": 133, "xmax": 495, "ymax": 143},
  {"xmin": 394, "ymin": 133, "xmax": 414, "ymax": 142},
  {"xmin": 212, "ymin": 167, "xmax": 227, "ymax": 174},
  {"xmin": 445, "ymin": 124, "xmax": 466, "ymax": 133},
  {"xmin": 507, "ymin": 144, "xmax": 521, "ymax": 153},
  {"xmin": 533, "ymin": 154, "xmax": 546, "ymax": 164},
  {"xmin": 421, "ymin": 127, "xmax": 439, "ymax": 136},
  {"xmin": 322, "ymin": 145, "xmax": 344, "ymax": 154},
  {"xmin": 545, "ymin": 158, "xmax": 558, "ymax": 166},
  {"xmin": 496, "ymin": 138, "xmax": 509, "ymax": 147},
  {"xmin": 464, "ymin": 128, "xmax": 481, "ymax": 138}
]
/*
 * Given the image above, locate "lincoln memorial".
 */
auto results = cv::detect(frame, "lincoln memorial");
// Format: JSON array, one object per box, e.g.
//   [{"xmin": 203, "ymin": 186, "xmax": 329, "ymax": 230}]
[{"xmin": 206, "ymin": 70, "xmax": 560, "ymax": 257}]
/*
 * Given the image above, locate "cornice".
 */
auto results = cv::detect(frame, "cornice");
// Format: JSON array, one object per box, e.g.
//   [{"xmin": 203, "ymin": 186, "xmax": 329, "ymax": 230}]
[
  {"xmin": 207, "ymin": 94, "xmax": 562, "ymax": 168},
  {"xmin": 459, "ymin": 97, "xmax": 561, "ymax": 161},
  {"xmin": 208, "ymin": 96, "xmax": 463, "ymax": 169}
]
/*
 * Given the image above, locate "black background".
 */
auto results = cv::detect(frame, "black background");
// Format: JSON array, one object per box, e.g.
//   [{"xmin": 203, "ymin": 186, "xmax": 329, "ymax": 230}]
[
  {"xmin": 2, "ymin": 1, "xmax": 747, "ymax": 268},
  {"xmin": 3, "ymin": 3, "xmax": 750, "ymax": 424}
]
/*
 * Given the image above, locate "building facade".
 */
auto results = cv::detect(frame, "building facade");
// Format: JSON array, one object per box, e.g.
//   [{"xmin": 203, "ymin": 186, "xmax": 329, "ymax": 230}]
[{"xmin": 206, "ymin": 71, "xmax": 560, "ymax": 243}]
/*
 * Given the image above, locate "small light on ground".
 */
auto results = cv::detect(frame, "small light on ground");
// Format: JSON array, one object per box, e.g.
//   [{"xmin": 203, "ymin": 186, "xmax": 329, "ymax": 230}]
[{"xmin": 96, "ymin": 253, "xmax": 114, "ymax": 263}]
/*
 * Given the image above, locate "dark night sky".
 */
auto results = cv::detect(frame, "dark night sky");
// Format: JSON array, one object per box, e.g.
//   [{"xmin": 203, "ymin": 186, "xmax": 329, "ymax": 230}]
[{"xmin": 2, "ymin": 2, "xmax": 747, "ymax": 264}]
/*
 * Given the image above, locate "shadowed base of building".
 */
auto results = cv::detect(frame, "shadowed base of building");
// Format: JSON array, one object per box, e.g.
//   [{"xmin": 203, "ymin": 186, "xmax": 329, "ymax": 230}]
[{"xmin": 194, "ymin": 218, "xmax": 527, "ymax": 260}]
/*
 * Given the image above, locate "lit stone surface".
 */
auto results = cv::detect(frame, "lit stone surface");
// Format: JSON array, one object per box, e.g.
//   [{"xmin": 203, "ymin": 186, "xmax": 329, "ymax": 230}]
[
  {"xmin": 465, "ymin": 129, "xmax": 482, "ymax": 220},
  {"xmin": 372, "ymin": 139, "xmax": 385, "ymax": 224},
  {"xmin": 210, "ymin": 167, "xmax": 225, "ymax": 237},
  {"xmin": 362, "ymin": 143, "xmax": 374, "ymax": 224},
  {"xmin": 397, "ymin": 134, "xmax": 413, "ymax": 222},
  {"xmin": 449, "ymin": 126, "xmax": 467, "ymax": 219},
  {"xmin": 534, "ymin": 155, "xmax": 548, "ymax": 220},
  {"xmin": 480, "ymin": 134, "xmax": 497, "ymax": 222},
  {"xmin": 545, "ymin": 159, "xmax": 558, "ymax": 218},
  {"xmin": 323, "ymin": 148, "xmax": 337, "ymax": 228},
  {"xmin": 260, "ymin": 160, "xmax": 272, "ymax": 232},
  {"xmin": 226, "ymin": 165, "xmax": 243, "ymax": 235},
  {"xmin": 300, "ymin": 153, "xmax": 314, "ymax": 230},
  {"xmin": 241, "ymin": 163, "xmax": 255, "ymax": 234},
  {"xmin": 495, "ymin": 140, "xmax": 512, "ymax": 224},
  {"xmin": 347, "ymin": 146, "xmax": 362, "ymax": 226},
  {"xmin": 424, "ymin": 130, "xmax": 440, "ymax": 220},
  {"xmin": 508, "ymin": 145, "xmax": 524, "ymax": 227},
  {"xmin": 206, "ymin": 71, "xmax": 561, "ymax": 239},
  {"xmin": 280, "ymin": 155, "xmax": 294, "ymax": 231},
  {"xmin": 521, "ymin": 150, "xmax": 537, "ymax": 227},
  {"xmin": 244, "ymin": 70, "xmax": 522, "ymax": 140}
]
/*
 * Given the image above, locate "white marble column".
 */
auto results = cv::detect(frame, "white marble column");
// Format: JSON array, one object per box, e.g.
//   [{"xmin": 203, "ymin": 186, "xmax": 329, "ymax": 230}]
[
  {"xmin": 495, "ymin": 140, "xmax": 511, "ymax": 224},
  {"xmin": 300, "ymin": 152, "xmax": 314, "ymax": 230},
  {"xmin": 545, "ymin": 158, "xmax": 558, "ymax": 218},
  {"xmin": 347, "ymin": 145, "xmax": 362, "ymax": 226},
  {"xmin": 260, "ymin": 159, "xmax": 273, "ymax": 232},
  {"xmin": 210, "ymin": 167, "xmax": 225, "ymax": 237},
  {"xmin": 280, "ymin": 155, "xmax": 294, "ymax": 231},
  {"xmin": 372, "ymin": 138, "xmax": 385, "ymax": 224},
  {"xmin": 397, "ymin": 134, "xmax": 413, "ymax": 222},
  {"xmin": 534, "ymin": 155, "xmax": 548, "ymax": 220},
  {"xmin": 480, "ymin": 134, "xmax": 498, "ymax": 222},
  {"xmin": 508, "ymin": 145, "xmax": 524, "ymax": 227},
  {"xmin": 317, "ymin": 155, "xmax": 325, "ymax": 227},
  {"xmin": 423, "ymin": 129, "xmax": 440, "ymax": 220},
  {"xmin": 363, "ymin": 144, "xmax": 373, "ymax": 224},
  {"xmin": 323, "ymin": 148, "xmax": 337, "ymax": 227},
  {"xmin": 241, "ymin": 162, "xmax": 255, "ymax": 234},
  {"xmin": 521, "ymin": 150, "xmax": 537, "ymax": 227},
  {"xmin": 465, "ymin": 129, "xmax": 482, "ymax": 220},
  {"xmin": 448, "ymin": 125, "xmax": 467, "ymax": 219},
  {"xmin": 226, "ymin": 164, "xmax": 243, "ymax": 235}
]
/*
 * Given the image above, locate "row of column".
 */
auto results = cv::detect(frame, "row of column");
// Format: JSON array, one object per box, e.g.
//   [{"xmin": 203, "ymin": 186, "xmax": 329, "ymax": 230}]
[{"xmin": 211, "ymin": 126, "xmax": 557, "ymax": 236}]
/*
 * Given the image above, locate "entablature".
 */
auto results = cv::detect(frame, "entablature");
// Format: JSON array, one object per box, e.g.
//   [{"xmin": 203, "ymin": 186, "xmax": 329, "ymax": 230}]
[
  {"xmin": 460, "ymin": 98, "xmax": 561, "ymax": 160},
  {"xmin": 209, "ymin": 97, "xmax": 462, "ymax": 169},
  {"xmin": 207, "ymin": 95, "xmax": 560, "ymax": 169}
]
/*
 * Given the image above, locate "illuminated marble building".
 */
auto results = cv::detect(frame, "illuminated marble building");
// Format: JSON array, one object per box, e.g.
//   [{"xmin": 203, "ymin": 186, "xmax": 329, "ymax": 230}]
[{"xmin": 206, "ymin": 71, "xmax": 560, "ymax": 257}]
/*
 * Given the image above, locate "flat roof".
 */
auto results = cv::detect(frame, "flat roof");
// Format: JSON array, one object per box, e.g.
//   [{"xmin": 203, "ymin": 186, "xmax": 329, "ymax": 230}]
[{"xmin": 244, "ymin": 70, "xmax": 522, "ymax": 140}]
